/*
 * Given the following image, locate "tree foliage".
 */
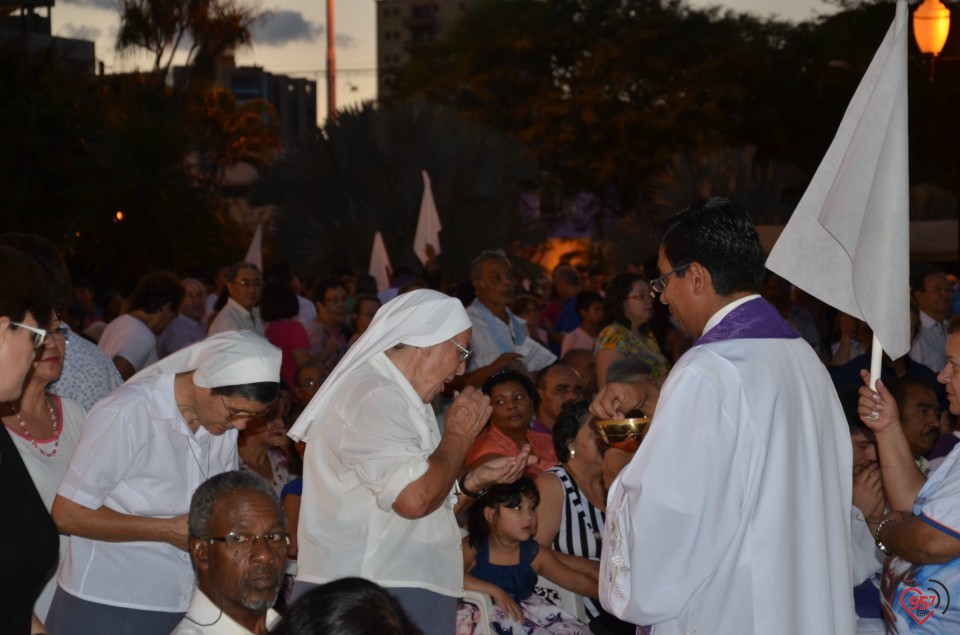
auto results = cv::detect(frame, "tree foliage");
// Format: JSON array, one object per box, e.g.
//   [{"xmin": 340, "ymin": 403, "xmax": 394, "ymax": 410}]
[
  {"xmin": 251, "ymin": 100, "xmax": 537, "ymax": 283},
  {"xmin": 116, "ymin": 0, "xmax": 260, "ymax": 83},
  {"xmin": 391, "ymin": 0, "xmax": 960, "ymax": 217}
]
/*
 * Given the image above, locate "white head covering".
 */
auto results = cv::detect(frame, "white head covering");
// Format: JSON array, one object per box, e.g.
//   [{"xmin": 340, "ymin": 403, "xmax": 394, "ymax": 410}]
[
  {"xmin": 289, "ymin": 289, "xmax": 471, "ymax": 441},
  {"xmin": 129, "ymin": 330, "xmax": 281, "ymax": 388}
]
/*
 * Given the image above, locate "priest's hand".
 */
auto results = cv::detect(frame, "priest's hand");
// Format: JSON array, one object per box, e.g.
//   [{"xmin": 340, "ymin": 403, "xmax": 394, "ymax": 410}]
[{"xmin": 590, "ymin": 381, "xmax": 656, "ymax": 419}]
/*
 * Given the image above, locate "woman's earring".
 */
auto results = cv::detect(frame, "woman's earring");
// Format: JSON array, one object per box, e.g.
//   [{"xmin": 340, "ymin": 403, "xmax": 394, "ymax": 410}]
[{"xmin": 568, "ymin": 446, "xmax": 576, "ymax": 459}]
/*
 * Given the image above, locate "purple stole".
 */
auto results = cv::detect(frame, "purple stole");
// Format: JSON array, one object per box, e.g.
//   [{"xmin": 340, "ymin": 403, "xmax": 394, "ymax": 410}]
[{"xmin": 694, "ymin": 297, "xmax": 801, "ymax": 347}]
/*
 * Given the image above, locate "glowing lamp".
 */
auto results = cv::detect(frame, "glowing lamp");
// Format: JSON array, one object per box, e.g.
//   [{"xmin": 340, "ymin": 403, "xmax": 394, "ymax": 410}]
[{"xmin": 914, "ymin": 0, "xmax": 951, "ymax": 57}]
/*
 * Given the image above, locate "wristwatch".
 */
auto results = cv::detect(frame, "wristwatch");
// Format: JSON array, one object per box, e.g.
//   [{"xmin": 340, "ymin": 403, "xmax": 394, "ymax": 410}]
[{"xmin": 457, "ymin": 472, "xmax": 485, "ymax": 499}]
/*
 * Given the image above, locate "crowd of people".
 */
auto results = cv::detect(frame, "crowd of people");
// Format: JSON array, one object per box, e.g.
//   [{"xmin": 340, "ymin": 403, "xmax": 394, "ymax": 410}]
[{"xmin": 5, "ymin": 196, "xmax": 960, "ymax": 634}]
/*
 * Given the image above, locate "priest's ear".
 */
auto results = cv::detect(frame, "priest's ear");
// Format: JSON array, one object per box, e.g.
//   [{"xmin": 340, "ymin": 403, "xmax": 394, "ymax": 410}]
[{"xmin": 686, "ymin": 262, "xmax": 713, "ymax": 296}]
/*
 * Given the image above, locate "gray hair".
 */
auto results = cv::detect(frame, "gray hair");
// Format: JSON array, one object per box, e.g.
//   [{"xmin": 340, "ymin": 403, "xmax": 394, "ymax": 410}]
[
  {"xmin": 188, "ymin": 470, "xmax": 285, "ymax": 541},
  {"xmin": 470, "ymin": 250, "xmax": 510, "ymax": 281},
  {"xmin": 606, "ymin": 358, "xmax": 653, "ymax": 384},
  {"xmin": 180, "ymin": 277, "xmax": 204, "ymax": 292}
]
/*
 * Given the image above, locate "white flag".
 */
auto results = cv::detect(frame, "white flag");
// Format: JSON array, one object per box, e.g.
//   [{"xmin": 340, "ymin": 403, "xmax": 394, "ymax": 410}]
[
  {"xmin": 369, "ymin": 231, "xmax": 392, "ymax": 292},
  {"xmin": 245, "ymin": 223, "xmax": 263, "ymax": 271},
  {"xmin": 766, "ymin": 0, "xmax": 910, "ymax": 359},
  {"xmin": 413, "ymin": 170, "xmax": 442, "ymax": 265}
]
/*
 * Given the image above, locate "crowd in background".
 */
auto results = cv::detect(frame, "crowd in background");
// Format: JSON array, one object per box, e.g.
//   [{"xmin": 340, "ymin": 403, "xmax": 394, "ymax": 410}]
[{"xmin": 6, "ymin": 220, "xmax": 960, "ymax": 635}]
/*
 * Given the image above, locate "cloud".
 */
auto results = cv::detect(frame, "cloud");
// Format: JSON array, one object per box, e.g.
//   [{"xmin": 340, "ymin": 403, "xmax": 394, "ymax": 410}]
[
  {"xmin": 59, "ymin": 23, "xmax": 104, "ymax": 40},
  {"xmin": 253, "ymin": 10, "xmax": 321, "ymax": 46},
  {"xmin": 60, "ymin": 0, "xmax": 116, "ymax": 10}
]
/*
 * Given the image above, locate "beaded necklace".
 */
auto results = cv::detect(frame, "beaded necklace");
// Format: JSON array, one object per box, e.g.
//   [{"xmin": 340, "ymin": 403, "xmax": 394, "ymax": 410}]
[{"xmin": 9, "ymin": 395, "xmax": 59, "ymax": 458}]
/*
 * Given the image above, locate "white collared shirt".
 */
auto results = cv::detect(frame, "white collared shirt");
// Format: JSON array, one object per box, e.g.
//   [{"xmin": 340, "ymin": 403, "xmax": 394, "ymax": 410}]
[
  {"xmin": 296, "ymin": 352, "xmax": 464, "ymax": 596},
  {"xmin": 171, "ymin": 588, "xmax": 280, "ymax": 634},
  {"xmin": 56, "ymin": 373, "xmax": 238, "ymax": 612},
  {"xmin": 208, "ymin": 297, "xmax": 264, "ymax": 336},
  {"xmin": 909, "ymin": 309, "xmax": 947, "ymax": 374}
]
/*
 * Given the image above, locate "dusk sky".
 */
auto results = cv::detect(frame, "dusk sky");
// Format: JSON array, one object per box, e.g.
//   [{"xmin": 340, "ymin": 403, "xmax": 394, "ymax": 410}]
[{"xmin": 49, "ymin": 0, "xmax": 848, "ymax": 121}]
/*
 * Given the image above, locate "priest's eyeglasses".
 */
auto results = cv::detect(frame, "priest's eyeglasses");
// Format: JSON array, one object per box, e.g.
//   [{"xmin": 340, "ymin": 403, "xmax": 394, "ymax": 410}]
[
  {"xmin": 447, "ymin": 339, "xmax": 473, "ymax": 364},
  {"xmin": 651, "ymin": 263, "xmax": 691, "ymax": 294},
  {"xmin": 206, "ymin": 531, "xmax": 290, "ymax": 551}
]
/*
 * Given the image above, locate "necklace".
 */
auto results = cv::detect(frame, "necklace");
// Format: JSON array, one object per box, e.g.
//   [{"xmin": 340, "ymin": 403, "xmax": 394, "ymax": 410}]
[{"xmin": 9, "ymin": 396, "xmax": 60, "ymax": 458}]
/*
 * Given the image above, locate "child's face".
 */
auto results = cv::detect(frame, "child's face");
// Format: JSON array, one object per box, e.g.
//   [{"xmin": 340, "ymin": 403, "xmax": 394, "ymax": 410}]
[
  {"xmin": 581, "ymin": 301, "xmax": 604, "ymax": 327},
  {"xmin": 490, "ymin": 495, "xmax": 538, "ymax": 542}
]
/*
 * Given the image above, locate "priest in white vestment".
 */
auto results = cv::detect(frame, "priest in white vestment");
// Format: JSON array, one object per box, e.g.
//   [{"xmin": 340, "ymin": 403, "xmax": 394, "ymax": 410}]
[{"xmin": 593, "ymin": 197, "xmax": 855, "ymax": 635}]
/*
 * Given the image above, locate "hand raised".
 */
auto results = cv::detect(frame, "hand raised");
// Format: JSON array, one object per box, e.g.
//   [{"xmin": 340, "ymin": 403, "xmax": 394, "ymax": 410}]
[
  {"xmin": 444, "ymin": 386, "xmax": 492, "ymax": 442},
  {"xmin": 469, "ymin": 445, "xmax": 534, "ymax": 491},
  {"xmin": 858, "ymin": 372, "xmax": 900, "ymax": 435}
]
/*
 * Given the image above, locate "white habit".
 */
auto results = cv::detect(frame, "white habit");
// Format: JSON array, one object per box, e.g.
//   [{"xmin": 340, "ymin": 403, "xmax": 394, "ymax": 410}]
[{"xmin": 600, "ymin": 296, "xmax": 854, "ymax": 634}]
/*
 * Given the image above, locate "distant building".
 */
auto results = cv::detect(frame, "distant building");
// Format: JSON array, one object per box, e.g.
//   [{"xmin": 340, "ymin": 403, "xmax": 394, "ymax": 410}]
[
  {"xmin": 376, "ymin": 0, "xmax": 481, "ymax": 99},
  {"xmin": 0, "ymin": 0, "xmax": 96, "ymax": 75},
  {"xmin": 174, "ymin": 56, "xmax": 318, "ymax": 150}
]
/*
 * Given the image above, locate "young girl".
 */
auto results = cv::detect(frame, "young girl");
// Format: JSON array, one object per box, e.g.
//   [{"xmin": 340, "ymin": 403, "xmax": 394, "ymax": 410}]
[{"xmin": 458, "ymin": 478, "xmax": 596, "ymax": 635}]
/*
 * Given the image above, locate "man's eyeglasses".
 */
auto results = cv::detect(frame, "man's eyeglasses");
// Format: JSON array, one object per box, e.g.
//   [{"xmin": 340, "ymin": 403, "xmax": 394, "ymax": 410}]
[
  {"xmin": 235, "ymin": 279, "xmax": 263, "ymax": 288},
  {"xmin": 206, "ymin": 531, "xmax": 290, "ymax": 550},
  {"xmin": 218, "ymin": 395, "xmax": 271, "ymax": 422},
  {"xmin": 11, "ymin": 322, "xmax": 48, "ymax": 348},
  {"xmin": 651, "ymin": 263, "xmax": 691, "ymax": 294},
  {"xmin": 447, "ymin": 339, "xmax": 473, "ymax": 364}
]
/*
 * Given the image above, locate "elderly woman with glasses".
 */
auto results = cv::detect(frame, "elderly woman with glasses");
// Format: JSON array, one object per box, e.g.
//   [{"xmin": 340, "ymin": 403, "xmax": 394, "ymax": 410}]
[
  {"xmin": 46, "ymin": 331, "xmax": 282, "ymax": 635},
  {"xmin": 0, "ymin": 246, "xmax": 60, "ymax": 635},
  {"xmin": 1, "ymin": 312, "xmax": 85, "ymax": 623},
  {"xmin": 594, "ymin": 273, "xmax": 670, "ymax": 390},
  {"xmin": 289, "ymin": 290, "xmax": 532, "ymax": 634}
]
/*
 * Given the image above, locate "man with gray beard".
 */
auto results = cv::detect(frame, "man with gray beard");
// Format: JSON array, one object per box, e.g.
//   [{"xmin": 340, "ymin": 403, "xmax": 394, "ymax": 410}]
[{"xmin": 173, "ymin": 471, "xmax": 286, "ymax": 635}]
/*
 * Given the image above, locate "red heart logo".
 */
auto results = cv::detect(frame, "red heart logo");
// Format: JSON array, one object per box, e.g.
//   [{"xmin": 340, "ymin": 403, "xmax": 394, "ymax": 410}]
[{"xmin": 900, "ymin": 586, "xmax": 937, "ymax": 625}]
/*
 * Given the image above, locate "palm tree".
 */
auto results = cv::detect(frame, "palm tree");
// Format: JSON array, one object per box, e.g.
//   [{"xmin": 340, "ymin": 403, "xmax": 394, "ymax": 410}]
[{"xmin": 115, "ymin": 0, "xmax": 260, "ymax": 84}]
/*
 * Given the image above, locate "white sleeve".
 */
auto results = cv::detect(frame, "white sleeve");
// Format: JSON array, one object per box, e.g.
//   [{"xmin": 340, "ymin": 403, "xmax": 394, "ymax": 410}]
[
  {"xmin": 336, "ymin": 383, "xmax": 431, "ymax": 512},
  {"xmin": 850, "ymin": 507, "xmax": 884, "ymax": 585},
  {"xmin": 600, "ymin": 362, "xmax": 744, "ymax": 625}
]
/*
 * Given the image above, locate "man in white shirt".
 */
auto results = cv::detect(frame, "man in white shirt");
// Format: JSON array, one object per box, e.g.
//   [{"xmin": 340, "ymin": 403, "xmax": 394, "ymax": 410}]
[
  {"xmin": 208, "ymin": 263, "xmax": 264, "ymax": 337},
  {"xmin": 463, "ymin": 251, "xmax": 555, "ymax": 387},
  {"xmin": 173, "ymin": 471, "xmax": 284, "ymax": 635},
  {"xmin": 99, "ymin": 271, "xmax": 183, "ymax": 380},
  {"xmin": 591, "ymin": 197, "xmax": 854, "ymax": 634},
  {"xmin": 909, "ymin": 264, "xmax": 952, "ymax": 374}
]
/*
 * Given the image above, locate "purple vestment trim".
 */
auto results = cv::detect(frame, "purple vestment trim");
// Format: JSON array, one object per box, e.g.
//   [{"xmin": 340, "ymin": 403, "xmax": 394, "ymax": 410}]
[{"xmin": 694, "ymin": 297, "xmax": 801, "ymax": 347}]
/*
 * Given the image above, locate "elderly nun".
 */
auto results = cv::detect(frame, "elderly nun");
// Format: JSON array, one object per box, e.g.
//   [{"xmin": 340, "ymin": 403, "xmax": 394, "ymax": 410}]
[
  {"xmin": 289, "ymin": 290, "xmax": 531, "ymax": 634},
  {"xmin": 47, "ymin": 331, "xmax": 281, "ymax": 635}
]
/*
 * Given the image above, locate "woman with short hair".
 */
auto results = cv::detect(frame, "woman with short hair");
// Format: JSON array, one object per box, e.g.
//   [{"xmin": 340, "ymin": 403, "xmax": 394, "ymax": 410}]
[{"xmin": 0, "ymin": 245, "xmax": 59, "ymax": 635}]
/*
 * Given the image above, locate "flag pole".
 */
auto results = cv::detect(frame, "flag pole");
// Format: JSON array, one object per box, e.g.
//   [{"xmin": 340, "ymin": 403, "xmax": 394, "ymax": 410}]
[{"xmin": 870, "ymin": 334, "xmax": 883, "ymax": 390}]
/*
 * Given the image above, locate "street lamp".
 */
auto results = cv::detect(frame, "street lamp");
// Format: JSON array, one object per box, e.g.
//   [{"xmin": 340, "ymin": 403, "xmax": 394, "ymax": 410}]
[
  {"xmin": 914, "ymin": 0, "xmax": 951, "ymax": 80},
  {"xmin": 914, "ymin": 0, "xmax": 951, "ymax": 55}
]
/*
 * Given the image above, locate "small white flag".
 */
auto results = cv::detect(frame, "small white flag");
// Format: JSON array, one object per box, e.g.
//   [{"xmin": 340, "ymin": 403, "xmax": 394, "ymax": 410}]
[
  {"xmin": 766, "ymin": 0, "xmax": 910, "ymax": 360},
  {"xmin": 413, "ymin": 170, "xmax": 443, "ymax": 265},
  {"xmin": 369, "ymin": 231, "xmax": 392, "ymax": 292},
  {"xmin": 244, "ymin": 223, "xmax": 263, "ymax": 271}
]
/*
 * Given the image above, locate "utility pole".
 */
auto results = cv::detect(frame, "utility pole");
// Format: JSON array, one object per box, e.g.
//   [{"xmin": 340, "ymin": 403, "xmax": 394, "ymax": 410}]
[{"xmin": 326, "ymin": 0, "xmax": 336, "ymax": 121}]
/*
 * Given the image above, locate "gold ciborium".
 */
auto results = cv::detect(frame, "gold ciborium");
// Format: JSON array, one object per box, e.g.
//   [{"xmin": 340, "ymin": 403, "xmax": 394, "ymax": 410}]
[{"xmin": 594, "ymin": 417, "xmax": 651, "ymax": 452}]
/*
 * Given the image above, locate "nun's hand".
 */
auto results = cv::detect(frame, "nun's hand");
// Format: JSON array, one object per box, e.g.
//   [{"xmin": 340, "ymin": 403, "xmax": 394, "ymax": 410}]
[{"xmin": 445, "ymin": 386, "xmax": 492, "ymax": 441}]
